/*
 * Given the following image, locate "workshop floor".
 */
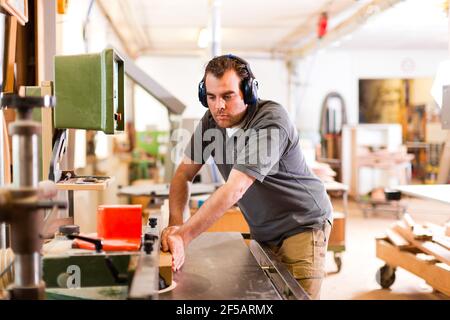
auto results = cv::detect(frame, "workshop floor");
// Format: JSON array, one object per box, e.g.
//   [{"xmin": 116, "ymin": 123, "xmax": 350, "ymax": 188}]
[{"xmin": 322, "ymin": 196, "xmax": 449, "ymax": 300}]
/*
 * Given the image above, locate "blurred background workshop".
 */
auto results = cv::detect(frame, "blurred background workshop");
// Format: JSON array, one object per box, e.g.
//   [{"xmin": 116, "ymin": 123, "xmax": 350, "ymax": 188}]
[{"xmin": 0, "ymin": 0, "xmax": 449, "ymax": 300}]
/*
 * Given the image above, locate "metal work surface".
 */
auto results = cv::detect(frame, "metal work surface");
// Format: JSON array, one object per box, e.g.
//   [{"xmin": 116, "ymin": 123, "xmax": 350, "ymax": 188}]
[{"xmin": 159, "ymin": 232, "xmax": 280, "ymax": 300}]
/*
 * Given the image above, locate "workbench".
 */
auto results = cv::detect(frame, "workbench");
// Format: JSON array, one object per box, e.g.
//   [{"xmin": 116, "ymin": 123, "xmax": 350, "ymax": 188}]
[
  {"xmin": 45, "ymin": 232, "xmax": 299, "ymax": 300},
  {"xmin": 394, "ymin": 184, "xmax": 450, "ymax": 206}
]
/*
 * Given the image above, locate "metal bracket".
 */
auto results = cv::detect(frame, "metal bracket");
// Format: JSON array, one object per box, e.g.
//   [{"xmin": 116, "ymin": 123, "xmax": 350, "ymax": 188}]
[
  {"xmin": 127, "ymin": 212, "xmax": 161, "ymax": 299},
  {"xmin": 249, "ymin": 240, "xmax": 310, "ymax": 300}
]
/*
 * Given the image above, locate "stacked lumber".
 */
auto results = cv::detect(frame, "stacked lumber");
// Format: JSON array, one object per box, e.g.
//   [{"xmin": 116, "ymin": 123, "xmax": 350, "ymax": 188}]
[
  {"xmin": 357, "ymin": 146, "xmax": 414, "ymax": 169},
  {"xmin": 383, "ymin": 213, "xmax": 450, "ymax": 266},
  {"xmin": 310, "ymin": 161, "xmax": 336, "ymax": 182},
  {"xmin": 377, "ymin": 214, "xmax": 450, "ymax": 295}
]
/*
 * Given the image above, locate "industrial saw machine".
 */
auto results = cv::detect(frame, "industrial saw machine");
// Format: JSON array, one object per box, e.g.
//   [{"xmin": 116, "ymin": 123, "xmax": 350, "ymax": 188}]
[{"xmin": 0, "ymin": 47, "xmax": 309, "ymax": 300}]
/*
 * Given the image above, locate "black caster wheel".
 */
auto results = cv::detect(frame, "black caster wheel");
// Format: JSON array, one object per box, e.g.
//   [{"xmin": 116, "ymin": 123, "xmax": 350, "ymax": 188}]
[
  {"xmin": 334, "ymin": 253, "xmax": 342, "ymax": 273},
  {"xmin": 376, "ymin": 264, "xmax": 396, "ymax": 289}
]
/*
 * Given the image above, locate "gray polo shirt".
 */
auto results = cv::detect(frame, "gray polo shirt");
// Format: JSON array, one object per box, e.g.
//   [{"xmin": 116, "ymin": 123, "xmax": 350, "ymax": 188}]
[{"xmin": 185, "ymin": 99, "xmax": 333, "ymax": 246}]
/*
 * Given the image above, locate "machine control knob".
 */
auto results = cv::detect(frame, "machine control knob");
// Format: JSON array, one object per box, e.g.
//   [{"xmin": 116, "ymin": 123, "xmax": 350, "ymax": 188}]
[
  {"xmin": 144, "ymin": 233, "xmax": 158, "ymax": 242},
  {"xmin": 148, "ymin": 217, "xmax": 157, "ymax": 228},
  {"xmin": 58, "ymin": 224, "xmax": 80, "ymax": 236},
  {"xmin": 144, "ymin": 240, "xmax": 154, "ymax": 255}
]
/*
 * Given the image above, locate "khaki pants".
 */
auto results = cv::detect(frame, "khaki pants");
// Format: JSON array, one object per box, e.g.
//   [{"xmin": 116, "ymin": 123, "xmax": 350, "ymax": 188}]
[{"xmin": 270, "ymin": 221, "xmax": 332, "ymax": 300}]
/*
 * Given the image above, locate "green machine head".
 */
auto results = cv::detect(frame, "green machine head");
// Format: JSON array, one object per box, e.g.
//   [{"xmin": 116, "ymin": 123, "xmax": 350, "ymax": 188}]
[{"xmin": 54, "ymin": 48, "xmax": 124, "ymax": 134}]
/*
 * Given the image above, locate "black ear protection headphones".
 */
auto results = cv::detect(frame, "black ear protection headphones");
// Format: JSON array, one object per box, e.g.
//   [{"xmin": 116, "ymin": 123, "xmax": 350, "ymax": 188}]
[{"xmin": 198, "ymin": 54, "xmax": 259, "ymax": 108}]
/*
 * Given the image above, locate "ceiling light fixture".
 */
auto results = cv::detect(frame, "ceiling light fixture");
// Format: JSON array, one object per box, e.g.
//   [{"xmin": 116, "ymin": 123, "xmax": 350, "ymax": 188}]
[{"xmin": 197, "ymin": 28, "xmax": 209, "ymax": 49}]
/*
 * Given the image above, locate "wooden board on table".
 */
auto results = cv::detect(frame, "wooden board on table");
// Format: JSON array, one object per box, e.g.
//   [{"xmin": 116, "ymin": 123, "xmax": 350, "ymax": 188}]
[
  {"xmin": 385, "ymin": 228, "xmax": 410, "ymax": 249},
  {"xmin": 424, "ymin": 222, "xmax": 450, "ymax": 251},
  {"xmin": 56, "ymin": 177, "xmax": 112, "ymax": 191},
  {"xmin": 393, "ymin": 221, "xmax": 450, "ymax": 266},
  {"xmin": 159, "ymin": 251, "xmax": 173, "ymax": 286},
  {"xmin": 401, "ymin": 213, "xmax": 432, "ymax": 241},
  {"xmin": 128, "ymin": 251, "xmax": 173, "ymax": 287},
  {"xmin": 433, "ymin": 236, "xmax": 450, "ymax": 251}
]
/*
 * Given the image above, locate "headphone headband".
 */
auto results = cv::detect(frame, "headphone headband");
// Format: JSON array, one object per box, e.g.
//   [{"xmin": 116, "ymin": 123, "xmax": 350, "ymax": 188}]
[{"xmin": 225, "ymin": 54, "xmax": 255, "ymax": 79}]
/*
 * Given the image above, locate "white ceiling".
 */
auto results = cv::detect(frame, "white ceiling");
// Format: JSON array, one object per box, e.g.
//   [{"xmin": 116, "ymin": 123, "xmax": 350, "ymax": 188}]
[
  {"xmin": 336, "ymin": 0, "xmax": 449, "ymax": 51},
  {"xmin": 99, "ymin": 0, "xmax": 367, "ymax": 56},
  {"xmin": 98, "ymin": 0, "xmax": 449, "ymax": 58}
]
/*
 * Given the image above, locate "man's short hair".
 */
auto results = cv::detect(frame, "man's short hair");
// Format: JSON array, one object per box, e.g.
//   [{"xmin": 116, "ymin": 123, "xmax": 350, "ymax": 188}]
[{"xmin": 203, "ymin": 55, "xmax": 251, "ymax": 85}]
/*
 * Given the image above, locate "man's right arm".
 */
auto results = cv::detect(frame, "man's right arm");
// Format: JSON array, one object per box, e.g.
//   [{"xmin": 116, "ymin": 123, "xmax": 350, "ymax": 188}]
[{"xmin": 168, "ymin": 156, "xmax": 203, "ymax": 226}]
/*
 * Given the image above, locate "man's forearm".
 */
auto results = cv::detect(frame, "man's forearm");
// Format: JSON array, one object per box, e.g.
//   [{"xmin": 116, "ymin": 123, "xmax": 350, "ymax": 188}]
[
  {"xmin": 168, "ymin": 173, "xmax": 191, "ymax": 226},
  {"xmin": 177, "ymin": 183, "xmax": 243, "ymax": 246}
]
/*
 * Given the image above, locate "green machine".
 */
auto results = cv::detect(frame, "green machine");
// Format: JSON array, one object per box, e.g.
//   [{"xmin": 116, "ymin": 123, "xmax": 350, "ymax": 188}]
[{"xmin": 54, "ymin": 48, "xmax": 125, "ymax": 134}]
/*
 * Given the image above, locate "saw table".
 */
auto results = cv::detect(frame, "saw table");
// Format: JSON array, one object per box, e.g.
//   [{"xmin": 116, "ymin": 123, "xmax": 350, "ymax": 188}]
[{"xmin": 45, "ymin": 232, "xmax": 308, "ymax": 300}]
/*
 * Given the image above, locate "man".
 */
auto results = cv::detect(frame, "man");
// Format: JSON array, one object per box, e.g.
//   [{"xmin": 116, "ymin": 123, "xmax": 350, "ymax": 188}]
[{"xmin": 161, "ymin": 54, "xmax": 333, "ymax": 299}]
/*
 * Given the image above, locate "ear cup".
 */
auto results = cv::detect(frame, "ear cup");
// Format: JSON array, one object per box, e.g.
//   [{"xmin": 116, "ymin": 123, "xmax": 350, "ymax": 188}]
[
  {"xmin": 242, "ymin": 78, "xmax": 258, "ymax": 105},
  {"xmin": 198, "ymin": 80, "xmax": 208, "ymax": 108}
]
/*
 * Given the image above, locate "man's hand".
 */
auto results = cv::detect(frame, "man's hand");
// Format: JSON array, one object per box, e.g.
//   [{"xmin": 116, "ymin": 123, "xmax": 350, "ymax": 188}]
[
  {"xmin": 161, "ymin": 226, "xmax": 179, "ymax": 251},
  {"xmin": 161, "ymin": 226, "xmax": 185, "ymax": 272}
]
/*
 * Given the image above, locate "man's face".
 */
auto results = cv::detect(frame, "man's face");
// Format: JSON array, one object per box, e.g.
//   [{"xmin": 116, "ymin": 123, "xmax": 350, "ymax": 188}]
[{"xmin": 205, "ymin": 69, "xmax": 248, "ymax": 128}]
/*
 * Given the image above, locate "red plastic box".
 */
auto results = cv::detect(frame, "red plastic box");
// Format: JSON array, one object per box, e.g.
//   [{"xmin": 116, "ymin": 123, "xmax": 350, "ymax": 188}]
[
  {"xmin": 97, "ymin": 204, "xmax": 142, "ymax": 240},
  {"xmin": 74, "ymin": 204, "xmax": 143, "ymax": 251}
]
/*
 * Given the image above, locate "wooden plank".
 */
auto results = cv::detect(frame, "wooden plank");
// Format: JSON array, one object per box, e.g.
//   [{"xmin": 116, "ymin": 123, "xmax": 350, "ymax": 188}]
[
  {"xmin": 0, "ymin": 0, "xmax": 28, "ymax": 25},
  {"xmin": 421, "ymin": 241, "xmax": 450, "ymax": 264},
  {"xmin": 416, "ymin": 253, "xmax": 439, "ymax": 264},
  {"xmin": 401, "ymin": 213, "xmax": 433, "ymax": 240},
  {"xmin": 412, "ymin": 225, "xmax": 433, "ymax": 241},
  {"xmin": 56, "ymin": 179, "xmax": 111, "ymax": 191},
  {"xmin": 376, "ymin": 239, "xmax": 450, "ymax": 296},
  {"xmin": 128, "ymin": 251, "xmax": 173, "ymax": 287},
  {"xmin": 159, "ymin": 251, "xmax": 172, "ymax": 286},
  {"xmin": 402, "ymin": 213, "xmax": 415, "ymax": 230},
  {"xmin": 433, "ymin": 235, "xmax": 450, "ymax": 251},
  {"xmin": 1, "ymin": 111, "xmax": 11, "ymax": 184},
  {"xmin": 425, "ymin": 222, "xmax": 445, "ymax": 235},
  {"xmin": 423, "ymin": 222, "xmax": 450, "ymax": 250},
  {"xmin": 385, "ymin": 228, "xmax": 410, "ymax": 248},
  {"xmin": 437, "ymin": 263, "xmax": 450, "ymax": 272},
  {"xmin": 3, "ymin": 15, "xmax": 17, "ymax": 93},
  {"xmin": 393, "ymin": 221, "xmax": 450, "ymax": 265}
]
